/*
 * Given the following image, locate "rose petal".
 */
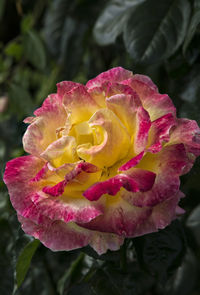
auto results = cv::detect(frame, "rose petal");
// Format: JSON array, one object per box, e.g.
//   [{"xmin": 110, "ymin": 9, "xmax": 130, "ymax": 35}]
[
  {"xmin": 23, "ymin": 94, "xmax": 67, "ymax": 156},
  {"xmin": 41, "ymin": 136, "xmax": 78, "ymax": 166},
  {"xmin": 147, "ymin": 113, "xmax": 176, "ymax": 153},
  {"xmin": 119, "ymin": 151, "xmax": 144, "ymax": 171},
  {"xmin": 86, "ymin": 67, "xmax": 133, "ymax": 89},
  {"xmin": 122, "ymin": 78, "xmax": 176, "ymax": 121},
  {"xmin": 61, "ymin": 84, "xmax": 99, "ymax": 124},
  {"xmin": 84, "ymin": 168, "xmax": 155, "ymax": 201},
  {"xmin": 122, "ymin": 144, "xmax": 189, "ymax": 207},
  {"xmin": 168, "ymin": 118, "xmax": 200, "ymax": 156},
  {"xmin": 134, "ymin": 107, "xmax": 151, "ymax": 154},
  {"xmin": 18, "ymin": 215, "xmax": 124, "ymax": 255},
  {"xmin": 77, "ymin": 109, "xmax": 130, "ymax": 168}
]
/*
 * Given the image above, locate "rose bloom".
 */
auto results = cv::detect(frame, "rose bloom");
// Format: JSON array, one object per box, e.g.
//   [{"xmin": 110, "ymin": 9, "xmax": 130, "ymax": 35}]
[{"xmin": 4, "ymin": 67, "xmax": 200, "ymax": 254}]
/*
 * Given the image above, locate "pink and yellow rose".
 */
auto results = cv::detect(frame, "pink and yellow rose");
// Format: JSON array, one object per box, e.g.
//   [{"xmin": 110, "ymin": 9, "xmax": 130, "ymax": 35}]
[{"xmin": 4, "ymin": 67, "xmax": 200, "ymax": 254}]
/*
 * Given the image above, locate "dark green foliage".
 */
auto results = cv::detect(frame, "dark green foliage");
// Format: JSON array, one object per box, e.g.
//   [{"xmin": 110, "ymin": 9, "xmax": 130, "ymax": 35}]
[{"xmin": 1, "ymin": 0, "xmax": 200, "ymax": 294}]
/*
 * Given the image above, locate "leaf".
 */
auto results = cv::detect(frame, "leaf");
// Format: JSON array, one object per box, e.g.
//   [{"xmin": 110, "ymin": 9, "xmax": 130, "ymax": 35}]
[
  {"xmin": 44, "ymin": 0, "xmax": 73, "ymax": 57},
  {"xmin": 44, "ymin": 0, "xmax": 86, "ymax": 78},
  {"xmin": 0, "ymin": 219, "xmax": 14, "ymax": 295},
  {"xmin": 93, "ymin": 0, "xmax": 146, "ymax": 45},
  {"xmin": 186, "ymin": 205, "xmax": 200, "ymax": 245},
  {"xmin": 8, "ymin": 83, "xmax": 34, "ymax": 118},
  {"xmin": 23, "ymin": 30, "xmax": 46, "ymax": 70},
  {"xmin": 0, "ymin": 0, "xmax": 5, "ymax": 20},
  {"xmin": 57, "ymin": 252, "xmax": 85, "ymax": 295},
  {"xmin": 133, "ymin": 220, "xmax": 186, "ymax": 281},
  {"xmin": 183, "ymin": 0, "xmax": 200, "ymax": 53},
  {"xmin": 164, "ymin": 249, "xmax": 198, "ymax": 295},
  {"xmin": 124, "ymin": 0, "xmax": 191, "ymax": 64},
  {"xmin": 16, "ymin": 239, "xmax": 40, "ymax": 288},
  {"xmin": 4, "ymin": 41, "xmax": 23, "ymax": 61}
]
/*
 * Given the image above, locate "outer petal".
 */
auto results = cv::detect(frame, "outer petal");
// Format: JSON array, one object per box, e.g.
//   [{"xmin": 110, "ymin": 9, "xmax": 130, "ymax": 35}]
[
  {"xmin": 168, "ymin": 118, "xmax": 200, "ymax": 156},
  {"xmin": 123, "ymin": 144, "xmax": 190, "ymax": 207},
  {"xmin": 122, "ymin": 78, "xmax": 176, "ymax": 121},
  {"xmin": 3, "ymin": 156, "xmax": 103, "ymax": 225},
  {"xmin": 77, "ymin": 109, "xmax": 130, "ymax": 168},
  {"xmin": 79, "ymin": 196, "xmax": 153, "ymax": 236},
  {"xmin": 86, "ymin": 67, "xmax": 133, "ymax": 89},
  {"xmin": 23, "ymin": 94, "xmax": 67, "ymax": 156},
  {"xmin": 57, "ymin": 81, "xmax": 81, "ymax": 101},
  {"xmin": 18, "ymin": 215, "xmax": 124, "ymax": 255},
  {"xmin": 147, "ymin": 113, "xmax": 176, "ymax": 153}
]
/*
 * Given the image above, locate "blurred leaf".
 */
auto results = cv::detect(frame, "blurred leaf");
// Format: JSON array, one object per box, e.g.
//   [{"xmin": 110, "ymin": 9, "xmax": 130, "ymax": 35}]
[
  {"xmin": 134, "ymin": 220, "xmax": 186, "ymax": 281},
  {"xmin": 186, "ymin": 205, "xmax": 200, "ymax": 245},
  {"xmin": 0, "ymin": 219, "xmax": 14, "ymax": 295},
  {"xmin": 23, "ymin": 30, "xmax": 46, "ymax": 70},
  {"xmin": 44, "ymin": 1, "xmax": 86, "ymax": 78},
  {"xmin": 21, "ymin": 14, "xmax": 33, "ymax": 34},
  {"xmin": 164, "ymin": 249, "xmax": 198, "ymax": 295},
  {"xmin": 68, "ymin": 282, "xmax": 94, "ymax": 295},
  {"xmin": 0, "ymin": 0, "xmax": 5, "ymax": 20},
  {"xmin": 57, "ymin": 252, "xmax": 85, "ymax": 295},
  {"xmin": 8, "ymin": 83, "xmax": 34, "ymax": 118},
  {"xmin": 16, "ymin": 239, "xmax": 40, "ymax": 288},
  {"xmin": 93, "ymin": 0, "xmax": 145, "ymax": 46},
  {"xmin": 82, "ymin": 245, "xmax": 121, "ymax": 262},
  {"xmin": 5, "ymin": 41, "xmax": 23, "ymax": 61},
  {"xmin": 44, "ymin": 0, "xmax": 72, "ymax": 56},
  {"xmin": 183, "ymin": 0, "xmax": 200, "ymax": 53},
  {"xmin": 124, "ymin": 0, "xmax": 191, "ymax": 64}
]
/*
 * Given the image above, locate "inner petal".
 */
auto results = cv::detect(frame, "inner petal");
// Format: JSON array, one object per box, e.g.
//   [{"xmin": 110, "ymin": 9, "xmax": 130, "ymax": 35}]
[{"xmin": 77, "ymin": 109, "xmax": 131, "ymax": 168}]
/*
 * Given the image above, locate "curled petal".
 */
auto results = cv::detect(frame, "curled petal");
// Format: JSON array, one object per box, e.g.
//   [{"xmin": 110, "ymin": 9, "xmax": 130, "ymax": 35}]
[
  {"xmin": 169, "ymin": 118, "xmax": 200, "ymax": 156},
  {"xmin": 61, "ymin": 84, "xmax": 99, "ymax": 124},
  {"xmin": 134, "ymin": 107, "xmax": 151, "ymax": 154},
  {"xmin": 84, "ymin": 169, "xmax": 155, "ymax": 201},
  {"xmin": 123, "ymin": 144, "xmax": 189, "ymax": 207},
  {"xmin": 57, "ymin": 81, "xmax": 81, "ymax": 101},
  {"xmin": 122, "ymin": 78, "xmax": 176, "ymax": 121},
  {"xmin": 41, "ymin": 136, "xmax": 78, "ymax": 166},
  {"xmin": 147, "ymin": 113, "xmax": 176, "ymax": 153},
  {"xmin": 77, "ymin": 109, "xmax": 130, "ymax": 168},
  {"xmin": 119, "ymin": 151, "xmax": 144, "ymax": 171},
  {"xmin": 23, "ymin": 94, "xmax": 67, "ymax": 156},
  {"xmin": 86, "ymin": 67, "xmax": 133, "ymax": 89},
  {"xmin": 43, "ymin": 162, "xmax": 100, "ymax": 197}
]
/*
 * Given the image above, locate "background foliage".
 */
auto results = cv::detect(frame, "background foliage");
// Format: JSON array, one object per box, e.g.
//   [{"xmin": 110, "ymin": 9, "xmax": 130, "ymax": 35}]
[{"xmin": 0, "ymin": 0, "xmax": 200, "ymax": 294}]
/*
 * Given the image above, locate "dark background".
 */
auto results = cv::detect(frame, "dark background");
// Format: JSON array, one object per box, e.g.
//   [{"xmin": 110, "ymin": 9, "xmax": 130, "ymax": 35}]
[{"xmin": 0, "ymin": 0, "xmax": 200, "ymax": 294}]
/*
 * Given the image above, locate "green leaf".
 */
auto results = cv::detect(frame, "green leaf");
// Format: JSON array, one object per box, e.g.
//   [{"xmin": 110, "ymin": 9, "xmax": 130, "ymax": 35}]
[
  {"xmin": 124, "ymin": 0, "xmax": 191, "ymax": 64},
  {"xmin": 186, "ymin": 205, "xmax": 200, "ymax": 246},
  {"xmin": 0, "ymin": 0, "xmax": 6, "ymax": 20},
  {"xmin": 23, "ymin": 30, "xmax": 46, "ymax": 70},
  {"xmin": 5, "ymin": 41, "xmax": 23, "ymax": 61},
  {"xmin": 57, "ymin": 252, "xmax": 85, "ymax": 295},
  {"xmin": 164, "ymin": 250, "xmax": 198, "ymax": 295},
  {"xmin": 8, "ymin": 83, "xmax": 34, "ymax": 118},
  {"xmin": 0, "ymin": 219, "xmax": 14, "ymax": 295},
  {"xmin": 183, "ymin": 0, "xmax": 200, "ymax": 53},
  {"xmin": 44, "ymin": 0, "xmax": 72, "ymax": 56},
  {"xmin": 93, "ymin": 0, "xmax": 146, "ymax": 45},
  {"xmin": 16, "ymin": 239, "xmax": 40, "ymax": 288},
  {"xmin": 44, "ymin": 1, "xmax": 86, "ymax": 78},
  {"xmin": 133, "ymin": 220, "xmax": 186, "ymax": 281}
]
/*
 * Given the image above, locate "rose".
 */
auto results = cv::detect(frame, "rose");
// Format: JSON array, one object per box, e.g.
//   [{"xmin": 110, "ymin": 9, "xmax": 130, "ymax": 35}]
[{"xmin": 4, "ymin": 67, "xmax": 200, "ymax": 255}]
